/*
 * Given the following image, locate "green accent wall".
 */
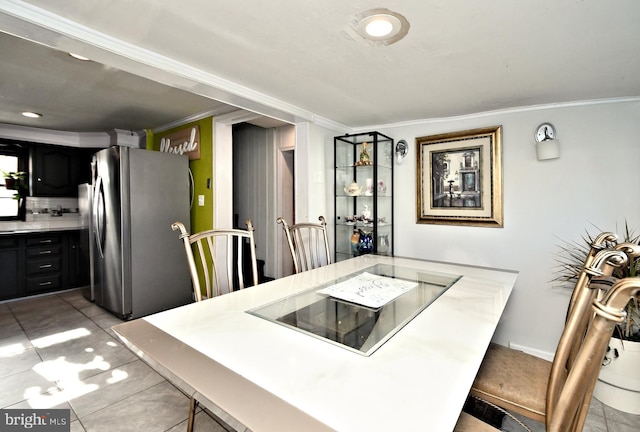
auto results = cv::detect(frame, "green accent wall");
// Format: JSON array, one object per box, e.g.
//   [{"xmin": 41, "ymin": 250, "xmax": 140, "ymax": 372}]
[{"xmin": 146, "ymin": 118, "xmax": 214, "ymax": 233}]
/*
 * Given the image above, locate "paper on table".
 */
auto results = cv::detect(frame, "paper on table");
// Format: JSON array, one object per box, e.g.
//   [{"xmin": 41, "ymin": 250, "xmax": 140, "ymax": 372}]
[{"xmin": 317, "ymin": 272, "xmax": 418, "ymax": 308}]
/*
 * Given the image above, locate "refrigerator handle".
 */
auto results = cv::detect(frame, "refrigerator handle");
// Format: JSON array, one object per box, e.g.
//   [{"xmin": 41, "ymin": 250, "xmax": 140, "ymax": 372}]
[{"xmin": 93, "ymin": 176, "xmax": 106, "ymax": 259}]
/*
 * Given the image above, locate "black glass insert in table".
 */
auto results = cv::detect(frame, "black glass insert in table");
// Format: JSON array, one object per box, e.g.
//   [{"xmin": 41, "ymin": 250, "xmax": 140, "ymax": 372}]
[{"xmin": 248, "ymin": 264, "xmax": 461, "ymax": 356}]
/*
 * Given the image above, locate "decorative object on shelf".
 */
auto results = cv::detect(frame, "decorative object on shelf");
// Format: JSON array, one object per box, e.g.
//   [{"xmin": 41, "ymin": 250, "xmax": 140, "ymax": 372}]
[
  {"xmin": 344, "ymin": 181, "xmax": 362, "ymax": 196},
  {"xmin": 361, "ymin": 204, "xmax": 371, "ymax": 220},
  {"xmin": 356, "ymin": 229, "xmax": 374, "ymax": 255},
  {"xmin": 378, "ymin": 234, "xmax": 390, "ymax": 253},
  {"xmin": 416, "ymin": 126, "xmax": 503, "ymax": 227},
  {"xmin": 534, "ymin": 123, "xmax": 560, "ymax": 161},
  {"xmin": 395, "ymin": 139, "xmax": 408, "ymax": 164},
  {"xmin": 355, "ymin": 141, "xmax": 372, "ymax": 166},
  {"xmin": 365, "ymin": 178, "xmax": 373, "ymax": 196},
  {"xmin": 378, "ymin": 180, "xmax": 386, "ymax": 194},
  {"xmin": 350, "ymin": 229, "xmax": 360, "ymax": 254}
]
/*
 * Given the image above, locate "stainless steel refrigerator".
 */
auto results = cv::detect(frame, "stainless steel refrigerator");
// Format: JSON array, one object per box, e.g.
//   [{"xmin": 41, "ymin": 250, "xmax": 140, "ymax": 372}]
[{"xmin": 92, "ymin": 146, "xmax": 192, "ymax": 319}]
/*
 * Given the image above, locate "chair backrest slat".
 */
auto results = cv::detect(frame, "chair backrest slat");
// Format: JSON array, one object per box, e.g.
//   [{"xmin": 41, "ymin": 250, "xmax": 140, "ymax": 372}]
[
  {"xmin": 172, "ymin": 220, "xmax": 259, "ymax": 301},
  {"xmin": 278, "ymin": 216, "xmax": 331, "ymax": 274}
]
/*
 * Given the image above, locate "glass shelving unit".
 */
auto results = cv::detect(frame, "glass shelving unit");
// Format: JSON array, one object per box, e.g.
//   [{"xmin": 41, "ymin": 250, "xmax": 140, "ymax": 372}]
[{"xmin": 334, "ymin": 131, "xmax": 394, "ymax": 262}]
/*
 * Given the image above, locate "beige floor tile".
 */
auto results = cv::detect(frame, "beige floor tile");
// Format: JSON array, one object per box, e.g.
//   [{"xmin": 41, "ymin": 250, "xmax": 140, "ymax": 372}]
[
  {"xmin": 0, "ymin": 345, "xmax": 42, "ymax": 378},
  {"xmin": 70, "ymin": 420, "xmax": 87, "ymax": 432},
  {"xmin": 167, "ymin": 409, "xmax": 231, "ymax": 432},
  {"xmin": 0, "ymin": 367, "xmax": 59, "ymax": 408},
  {"xmin": 61, "ymin": 359, "xmax": 165, "ymax": 418},
  {"xmin": 79, "ymin": 381, "xmax": 190, "ymax": 432}
]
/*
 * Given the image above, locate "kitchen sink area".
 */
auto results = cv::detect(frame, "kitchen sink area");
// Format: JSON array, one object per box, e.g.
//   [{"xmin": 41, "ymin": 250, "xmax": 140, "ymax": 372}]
[{"xmin": 0, "ymin": 197, "xmax": 85, "ymax": 234}]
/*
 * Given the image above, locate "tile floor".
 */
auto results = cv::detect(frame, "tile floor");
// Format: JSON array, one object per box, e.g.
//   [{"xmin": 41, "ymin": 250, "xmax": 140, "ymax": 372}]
[
  {"xmin": 1, "ymin": 288, "xmax": 639, "ymax": 432},
  {"xmin": 0, "ymin": 289, "xmax": 227, "ymax": 432}
]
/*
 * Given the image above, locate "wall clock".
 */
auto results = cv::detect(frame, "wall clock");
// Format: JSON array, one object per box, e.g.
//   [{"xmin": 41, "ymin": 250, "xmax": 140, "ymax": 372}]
[{"xmin": 535, "ymin": 123, "xmax": 555, "ymax": 142}]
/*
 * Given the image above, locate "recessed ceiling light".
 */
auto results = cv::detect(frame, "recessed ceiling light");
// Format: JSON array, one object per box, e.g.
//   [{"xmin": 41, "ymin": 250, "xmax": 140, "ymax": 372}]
[
  {"xmin": 363, "ymin": 14, "xmax": 400, "ymax": 38},
  {"xmin": 353, "ymin": 9, "xmax": 409, "ymax": 45},
  {"xmin": 69, "ymin": 53, "xmax": 90, "ymax": 61},
  {"xmin": 21, "ymin": 112, "xmax": 42, "ymax": 118}
]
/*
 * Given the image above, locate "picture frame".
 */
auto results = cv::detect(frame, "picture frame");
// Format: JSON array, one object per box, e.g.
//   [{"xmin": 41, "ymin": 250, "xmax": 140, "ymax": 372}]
[{"xmin": 416, "ymin": 126, "xmax": 503, "ymax": 227}]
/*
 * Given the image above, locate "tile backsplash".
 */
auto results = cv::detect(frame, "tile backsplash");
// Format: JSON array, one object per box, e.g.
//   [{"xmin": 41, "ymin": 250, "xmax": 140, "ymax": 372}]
[{"xmin": 26, "ymin": 197, "xmax": 79, "ymax": 215}]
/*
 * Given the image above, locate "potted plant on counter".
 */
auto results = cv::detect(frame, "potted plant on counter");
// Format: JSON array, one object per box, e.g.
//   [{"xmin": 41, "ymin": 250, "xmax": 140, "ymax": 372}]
[
  {"xmin": 2, "ymin": 170, "xmax": 27, "ymax": 200},
  {"xmin": 554, "ymin": 223, "xmax": 640, "ymax": 414}
]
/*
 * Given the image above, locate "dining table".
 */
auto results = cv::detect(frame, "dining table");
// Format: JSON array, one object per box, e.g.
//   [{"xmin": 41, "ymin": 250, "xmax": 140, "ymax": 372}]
[{"xmin": 112, "ymin": 254, "xmax": 518, "ymax": 432}]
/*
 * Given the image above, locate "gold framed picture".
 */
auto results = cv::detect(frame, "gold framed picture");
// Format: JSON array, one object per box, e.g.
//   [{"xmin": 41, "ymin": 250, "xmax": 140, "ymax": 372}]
[{"xmin": 416, "ymin": 126, "xmax": 503, "ymax": 227}]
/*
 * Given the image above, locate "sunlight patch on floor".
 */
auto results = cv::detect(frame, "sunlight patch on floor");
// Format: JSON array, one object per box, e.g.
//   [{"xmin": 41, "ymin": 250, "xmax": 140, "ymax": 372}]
[
  {"xmin": 31, "ymin": 328, "xmax": 92, "ymax": 349},
  {"xmin": 33, "ymin": 356, "xmax": 111, "ymax": 383},
  {"xmin": 0, "ymin": 342, "xmax": 27, "ymax": 357}
]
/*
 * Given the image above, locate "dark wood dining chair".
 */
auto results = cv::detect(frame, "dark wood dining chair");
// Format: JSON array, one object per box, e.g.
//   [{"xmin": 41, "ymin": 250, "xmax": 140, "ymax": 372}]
[
  {"xmin": 172, "ymin": 220, "xmax": 259, "ymax": 432},
  {"xmin": 277, "ymin": 215, "xmax": 331, "ymax": 273},
  {"xmin": 468, "ymin": 247, "xmax": 628, "ymax": 432},
  {"xmin": 458, "ymin": 275, "xmax": 640, "ymax": 432}
]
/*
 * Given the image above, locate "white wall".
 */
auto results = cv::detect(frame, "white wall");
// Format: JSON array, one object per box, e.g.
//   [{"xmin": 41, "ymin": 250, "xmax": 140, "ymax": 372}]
[
  {"xmin": 368, "ymin": 100, "xmax": 640, "ymax": 355},
  {"xmin": 295, "ymin": 122, "xmax": 341, "ymax": 228}
]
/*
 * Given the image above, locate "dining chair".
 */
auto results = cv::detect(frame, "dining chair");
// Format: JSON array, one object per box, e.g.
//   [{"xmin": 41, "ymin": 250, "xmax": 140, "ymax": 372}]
[
  {"xmin": 277, "ymin": 215, "xmax": 331, "ymax": 274},
  {"xmin": 468, "ymin": 247, "xmax": 628, "ymax": 431},
  {"xmin": 172, "ymin": 220, "xmax": 258, "ymax": 301},
  {"xmin": 458, "ymin": 275, "xmax": 640, "ymax": 432},
  {"xmin": 172, "ymin": 220, "xmax": 259, "ymax": 432}
]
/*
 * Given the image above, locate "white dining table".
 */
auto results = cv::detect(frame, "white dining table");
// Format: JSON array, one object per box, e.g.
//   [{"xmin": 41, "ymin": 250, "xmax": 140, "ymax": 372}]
[{"xmin": 113, "ymin": 255, "xmax": 518, "ymax": 432}]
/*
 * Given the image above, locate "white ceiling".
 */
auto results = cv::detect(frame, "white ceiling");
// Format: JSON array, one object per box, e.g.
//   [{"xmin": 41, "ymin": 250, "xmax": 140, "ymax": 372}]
[{"xmin": 0, "ymin": 0, "xmax": 639, "ymax": 133}]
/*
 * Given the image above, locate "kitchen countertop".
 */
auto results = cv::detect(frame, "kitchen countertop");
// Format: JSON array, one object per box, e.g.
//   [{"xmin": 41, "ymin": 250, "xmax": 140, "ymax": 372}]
[{"xmin": 0, "ymin": 217, "xmax": 86, "ymax": 234}]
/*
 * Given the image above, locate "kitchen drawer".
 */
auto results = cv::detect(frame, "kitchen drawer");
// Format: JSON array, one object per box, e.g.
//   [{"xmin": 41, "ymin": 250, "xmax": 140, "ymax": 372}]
[
  {"xmin": 26, "ymin": 257, "xmax": 62, "ymax": 275},
  {"xmin": 26, "ymin": 244, "xmax": 62, "ymax": 258},
  {"xmin": 26, "ymin": 235, "xmax": 62, "ymax": 247},
  {"xmin": 26, "ymin": 273, "xmax": 62, "ymax": 293}
]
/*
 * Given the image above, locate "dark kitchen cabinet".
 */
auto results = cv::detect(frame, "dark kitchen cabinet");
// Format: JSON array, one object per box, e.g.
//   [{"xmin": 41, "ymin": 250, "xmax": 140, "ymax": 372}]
[
  {"xmin": 30, "ymin": 145, "xmax": 80, "ymax": 196},
  {"xmin": 66, "ymin": 230, "xmax": 89, "ymax": 288},
  {"xmin": 25, "ymin": 233, "xmax": 64, "ymax": 294},
  {"xmin": 77, "ymin": 147, "xmax": 98, "ymax": 185},
  {"xmin": 0, "ymin": 236, "xmax": 24, "ymax": 300},
  {"xmin": 0, "ymin": 230, "xmax": 89, "ymax": 301}
]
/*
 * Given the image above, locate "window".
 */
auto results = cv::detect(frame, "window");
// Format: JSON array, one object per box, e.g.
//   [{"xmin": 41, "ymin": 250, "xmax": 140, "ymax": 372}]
[{"xmin": 0, "ymin": 141, "xmax": 28, "ymax": 220}]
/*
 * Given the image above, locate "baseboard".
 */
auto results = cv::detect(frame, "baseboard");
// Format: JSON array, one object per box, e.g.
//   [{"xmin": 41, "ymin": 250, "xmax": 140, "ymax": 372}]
[{"xmin": 508, "ymin": 343, "xmax": 554, "ymax": 361}]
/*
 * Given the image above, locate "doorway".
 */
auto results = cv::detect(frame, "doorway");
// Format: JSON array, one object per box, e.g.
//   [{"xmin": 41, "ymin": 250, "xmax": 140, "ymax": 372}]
[{"xmin": 232, "ymin": 122, "xmax": 295, "ymax": 280}]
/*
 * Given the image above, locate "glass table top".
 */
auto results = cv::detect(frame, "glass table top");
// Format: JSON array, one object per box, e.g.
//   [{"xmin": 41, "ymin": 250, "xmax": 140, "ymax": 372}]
[{"xmin": 248, "ymin": 264, "xmax": 461, "ymax": 356}]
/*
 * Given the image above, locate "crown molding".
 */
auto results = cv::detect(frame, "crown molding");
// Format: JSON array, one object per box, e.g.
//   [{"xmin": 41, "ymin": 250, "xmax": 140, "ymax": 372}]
[
  {"xmin": 0, "ymin": 123, "xmax": 145, "ymax": 148},
  {"xmin": 356, "ymin": 97, "xmax": 640, "ymax": 132}
]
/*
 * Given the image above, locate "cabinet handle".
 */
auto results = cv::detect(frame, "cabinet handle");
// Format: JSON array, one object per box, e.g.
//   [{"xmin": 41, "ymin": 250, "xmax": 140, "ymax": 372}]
[
  {"xmin": 39, "ymin": 281, "xmax": 52, "ymax": 286},
  {"xmin": 39, "ymin": 264, "xmax": 52, "ymax": 269},
  {"xmin": 39, "ymin": 239, "xmax": 53, "ymax": 244},
  {"xmin": 39, "ymin": 250, "xmax": 52, "ymax": 255}
]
